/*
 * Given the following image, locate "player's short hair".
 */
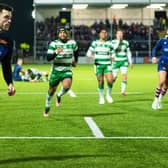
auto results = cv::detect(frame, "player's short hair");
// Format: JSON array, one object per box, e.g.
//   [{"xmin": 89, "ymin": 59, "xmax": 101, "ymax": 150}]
[
  {"xmin": 116, "ymin": 28, "xmax": 124, "ymax": 33},
  {"xmin": 98, "ymin": 28, "xmax": 108, "ymax": 34},
  {"xmin": 0, "ymin": 3, "xmax": 13, "ymax": 13},
  {"xmin": 27, "ymin": 69, "xmax": 32, "ymax": 74}
]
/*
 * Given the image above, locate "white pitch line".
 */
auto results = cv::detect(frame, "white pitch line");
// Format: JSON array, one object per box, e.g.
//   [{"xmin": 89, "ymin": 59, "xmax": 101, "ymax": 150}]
[
  {"xmin": 77, "ymin": 92, "xmax": 144, "ymax": 95},
  {"xmin": 0, "ymin": 91, "xmax": 144, "ymax": 95},
  {"xmin": 84, "ymin": 117, "xmax": 104, "ymax": 138},
  {"xmin": 0, "ymin": 136, "xmax": 168, "ymax": 140}
]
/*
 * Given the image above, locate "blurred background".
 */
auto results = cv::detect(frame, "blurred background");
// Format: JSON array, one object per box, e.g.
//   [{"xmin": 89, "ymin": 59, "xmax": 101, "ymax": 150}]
[{"xmin": 2, "ymin": 0, "xmax": 168, "ymax": 64}]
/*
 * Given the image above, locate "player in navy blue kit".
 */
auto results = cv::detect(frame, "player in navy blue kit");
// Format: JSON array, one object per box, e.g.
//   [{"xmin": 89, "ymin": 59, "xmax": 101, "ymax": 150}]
[
  {"xmin": 152, "ymin": 30, "xmax": 168, "ymax": 110},
  {"xmin": 13, "ymin": 58, "xmax": 24, "ymax": 81},
  {"xmin": 0, "ymin": 3, "xmax": 15, "ymax": 96}
]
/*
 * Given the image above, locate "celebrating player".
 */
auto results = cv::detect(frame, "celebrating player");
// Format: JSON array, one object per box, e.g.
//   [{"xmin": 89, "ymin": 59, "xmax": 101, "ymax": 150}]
[
  {"xmin": 87, "ymin": 28, "xmax": 113, "ymax": 104},
  {"xmin": 43, "ymin": 28, "xmax": 78, "ymax": 117},
  {"xmin": 151, "ymin": 30, "xmax": 168, "ymax": 110},
  {"xmin": 0, "ymin": 3, "xmax": 15, "ymax": 96},
  {"xmin": 111, "ymin": 29, "xmax": 133, "ymax": 96}
]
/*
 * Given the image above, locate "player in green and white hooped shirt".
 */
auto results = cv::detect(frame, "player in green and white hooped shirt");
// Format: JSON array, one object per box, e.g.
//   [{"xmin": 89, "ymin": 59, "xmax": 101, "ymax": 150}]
[
  {"xmin": 111, "ymin": 29, "xmax": 133, "ymax": 96},
  {"xmin": 87, "ymin": 29, "xmax": 114, "ymax": 104},
  {"xmin": 43, "ymin": 28, "xmax": 78, "ymax": 117}
]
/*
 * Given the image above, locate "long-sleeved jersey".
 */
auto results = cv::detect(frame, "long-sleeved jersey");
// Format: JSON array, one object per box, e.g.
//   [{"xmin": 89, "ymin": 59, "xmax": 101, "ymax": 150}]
[
  {"xmin": 0, "ymin": 31, "xmax": 13, "ymax": 85},
  {"xmin": 152, "ymin": 36, "xmax": 168, "ymax": 60},
  {"xmin": 86, "ymin": 39, "xmax": 113, "ymax": 65},
  {"xmin": 111, "ymin": 39, "xmax": 132, "ymax": 64},
  {"xmin": 47, "ymin": 39, "xmax": 78, "ymax": 71}
]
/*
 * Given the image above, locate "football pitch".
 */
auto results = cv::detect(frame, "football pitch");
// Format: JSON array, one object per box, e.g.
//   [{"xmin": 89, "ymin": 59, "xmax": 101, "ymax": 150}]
[{"xmin": 0, "ymin": 64, "xmax": 168, "ymax": 168}]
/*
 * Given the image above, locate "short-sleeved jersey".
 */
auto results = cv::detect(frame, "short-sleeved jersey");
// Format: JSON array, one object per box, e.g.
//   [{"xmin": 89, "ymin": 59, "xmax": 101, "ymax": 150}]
[
  {"xmin": 47, "ymin": 39, "xmax": 78, "ymax": 71},
  {"xmin": 111, "ymin": 39, "xmax": 131, "ymax": 62},
  {"xmin": 87, "ymin": 40, "xmax": 113, "ymax": 65}
]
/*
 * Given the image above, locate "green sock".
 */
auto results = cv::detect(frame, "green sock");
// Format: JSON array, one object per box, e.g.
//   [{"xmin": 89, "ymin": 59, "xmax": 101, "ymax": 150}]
[{"xmin": 106, "ymin": 83, "xmax": 113, "ymax": 96}]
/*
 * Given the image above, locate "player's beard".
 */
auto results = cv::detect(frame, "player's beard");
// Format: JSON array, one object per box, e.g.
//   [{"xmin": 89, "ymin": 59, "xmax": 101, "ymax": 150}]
[
  {"xmin": 0, "ymin": 23, "xmax": 10, "ymax": 31},
  {"xmin": 3, "ymin": 23, "xmax": 10, "ymax": 31},
  {"xmin": 60, "ymin": 37, "xmax": 68, "ymax": 43}
]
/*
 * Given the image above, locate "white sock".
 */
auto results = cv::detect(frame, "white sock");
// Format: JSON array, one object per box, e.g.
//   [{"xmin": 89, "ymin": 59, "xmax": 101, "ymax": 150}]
[{"xmin": 121, "ymin": 81, "xmax": 127, "ymax": 93}]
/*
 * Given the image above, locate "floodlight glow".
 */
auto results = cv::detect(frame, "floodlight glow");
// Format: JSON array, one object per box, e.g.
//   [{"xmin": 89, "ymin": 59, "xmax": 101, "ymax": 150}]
[
  {"xmin": 110, "ymin": 4, "xmax": 128, "ymax": 9},
  {"xmin": 62, "ymin": 8, "xmax": 67, "ymax": 11},
  {"xmin": 72, "ymin": 4, "xmax": 88, "ymax": 9},
  {"xmin": 146, "ymin": 4, "xmax": 166, "ymax": 8}
]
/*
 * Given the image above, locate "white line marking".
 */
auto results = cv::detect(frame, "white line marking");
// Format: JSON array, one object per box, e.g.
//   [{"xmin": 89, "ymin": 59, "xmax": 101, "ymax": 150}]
[
  {"xmin": 0, "ymin": 136, "xmax": 167, "ymax": 140},
  {"xmin": 77, "ymin": 92, "xmax": 144, "ymax": 95},
  {"xmin": 0, "ymin": 92, "xmax": 144, "ymax": 95},
  {"xmin": 84, "ymin": 117, "xmax": 104, "ymax": 138}
]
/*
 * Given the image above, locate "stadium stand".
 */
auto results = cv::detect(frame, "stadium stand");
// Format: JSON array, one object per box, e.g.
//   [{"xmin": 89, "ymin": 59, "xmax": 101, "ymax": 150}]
[{"xmin": 35, "ymin": 16, "xmax": 168, "ymax": 63}]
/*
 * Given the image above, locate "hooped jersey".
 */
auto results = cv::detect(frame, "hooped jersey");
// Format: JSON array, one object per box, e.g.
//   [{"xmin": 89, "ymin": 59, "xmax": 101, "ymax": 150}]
[
  {"xmin": 111, "ymin": 39, "xmax": 132, "ymax": 64},
  {"xmin": 47, "ymin": 39, "xmax": 78, "ymax": 71},
  {"xmin": 87, "ymin": 39, "xmax": 113, "ymax": 65}
]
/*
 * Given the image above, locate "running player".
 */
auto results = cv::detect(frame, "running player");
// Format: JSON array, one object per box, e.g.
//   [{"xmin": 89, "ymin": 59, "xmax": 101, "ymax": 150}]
[
  {"xmin": 87, "ymin": 28, "xmax": 113, "ymax": 104},
  {"xmin": 43, "ymin": 28, "xmax": 78, "ymax": 117}
]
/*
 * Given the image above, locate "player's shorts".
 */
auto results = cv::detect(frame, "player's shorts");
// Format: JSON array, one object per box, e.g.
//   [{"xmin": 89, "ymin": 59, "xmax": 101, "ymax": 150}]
[
  {"xmin": 158, "ymin": 59, "xmax": 168, "ymax": 72},
  {"xmin": 94, "ymin": 64, "xmax": 112, "ymax": 75},
  {"xmin": 112, "ymin": 60, "xmax": 128, "ymax": 77},
  {"xmin": 49, "ymin": 69, "xmax": 72, "ymax": 87}
]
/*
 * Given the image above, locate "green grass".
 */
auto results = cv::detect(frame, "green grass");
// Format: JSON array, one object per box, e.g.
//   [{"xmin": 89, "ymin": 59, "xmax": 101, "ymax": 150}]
[{"xmin": 0, "ymin": 64, "xmax": 168, "ymax": 168}]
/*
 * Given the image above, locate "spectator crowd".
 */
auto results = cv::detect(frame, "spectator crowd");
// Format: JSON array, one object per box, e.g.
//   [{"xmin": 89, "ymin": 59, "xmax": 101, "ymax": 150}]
[{"xmin": 35, "ymin": 15, "xmax": 168, "ymax": 60}]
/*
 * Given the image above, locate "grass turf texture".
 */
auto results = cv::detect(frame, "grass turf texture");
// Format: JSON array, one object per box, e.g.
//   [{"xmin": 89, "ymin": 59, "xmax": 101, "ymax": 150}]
[{"xmin": 0, "ymin": 64, "xmax": 168, "ymax": 167}]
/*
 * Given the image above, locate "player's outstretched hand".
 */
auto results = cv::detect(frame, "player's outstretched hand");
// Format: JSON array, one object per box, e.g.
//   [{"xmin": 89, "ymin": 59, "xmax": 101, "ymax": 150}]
[{"xmin": 8, "ymin": 84, "xmax": 16, "ymax": 96}]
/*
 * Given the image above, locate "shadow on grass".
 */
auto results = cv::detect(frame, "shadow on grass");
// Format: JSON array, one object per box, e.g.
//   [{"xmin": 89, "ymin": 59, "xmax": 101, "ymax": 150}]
[
  {"xmin": 115, "ymin": 98, "xmax": 152, "ymax": 104},
  {"xmin": 61, "ymin": 112, "xmax": 126, "ymax": 117},
  {"xmin": 0, "ymin": 154, "xmax": 108, "ymax": 165}
]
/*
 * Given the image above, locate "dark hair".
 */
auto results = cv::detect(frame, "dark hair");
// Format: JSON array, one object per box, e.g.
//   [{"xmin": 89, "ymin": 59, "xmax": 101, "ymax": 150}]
[
  {"xmin": 116, "ymin": 29, "xmax": 124, "ymax": 33},
  {"xmin": 0, "ymin": 3, "xmax": 13, "ymax": 13},
  {"xmin": 27, "ymin": 69, "xmax": 32, "ymax": 74},
  {"xmin": 98, "ymin": 28, "xmax": 108, "ymax": 34}
]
